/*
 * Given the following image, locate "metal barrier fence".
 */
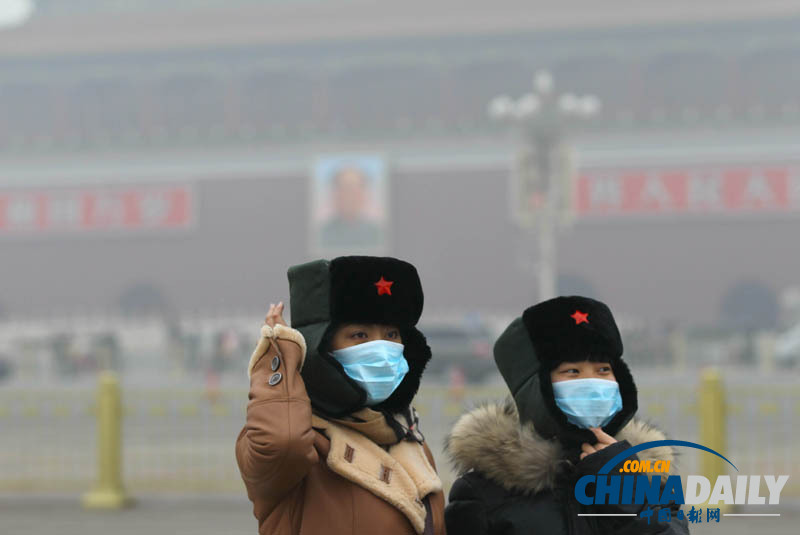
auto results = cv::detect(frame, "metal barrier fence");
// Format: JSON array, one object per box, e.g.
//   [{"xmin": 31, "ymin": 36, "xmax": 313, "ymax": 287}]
[{"xmin": 1, "ymin": 371, "xmax": 798, "ymax": 498}]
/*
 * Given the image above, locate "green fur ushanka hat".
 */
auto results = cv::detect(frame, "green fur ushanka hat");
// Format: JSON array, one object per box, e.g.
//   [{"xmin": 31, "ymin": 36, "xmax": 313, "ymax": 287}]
[
  {"xmin": 288, "ymin": 256, "xmax": 431, "ymax": 416},
  {"xmin": 494, "ymin": 296, "xmax": 638, "ymax": 445}
]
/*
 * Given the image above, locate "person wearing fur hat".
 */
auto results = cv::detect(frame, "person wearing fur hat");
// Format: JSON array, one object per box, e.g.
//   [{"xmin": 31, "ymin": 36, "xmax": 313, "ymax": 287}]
[
  {"xmin": 445, "ymin": 296, "xmax": 689, "ymax": 535},
  {"xmin": 236, "ymin": 256, "xmax": 445, "ymax": 535}
]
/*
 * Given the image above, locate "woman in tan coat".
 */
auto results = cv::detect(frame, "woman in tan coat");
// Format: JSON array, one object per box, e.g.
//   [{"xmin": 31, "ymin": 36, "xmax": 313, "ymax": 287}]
[{"xmin": 236, "ymin": 256, "xmax": 445, "ymax": 535}]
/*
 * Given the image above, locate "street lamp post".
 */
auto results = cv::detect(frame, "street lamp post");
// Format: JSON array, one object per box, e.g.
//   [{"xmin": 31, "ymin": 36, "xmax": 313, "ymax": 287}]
[{"xmin": 489, "ymin": 70, "xmax": 601, "ymax": 301}]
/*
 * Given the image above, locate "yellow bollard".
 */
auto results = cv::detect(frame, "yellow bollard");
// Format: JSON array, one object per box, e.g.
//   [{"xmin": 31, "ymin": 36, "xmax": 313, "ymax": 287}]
[
  {"xmin": 698, "ymin": 368, "xmax": 730, "ymax": 513},
  {"xmin": 82, "ymin": 371, "xmax": 132, "ymax": 509}
]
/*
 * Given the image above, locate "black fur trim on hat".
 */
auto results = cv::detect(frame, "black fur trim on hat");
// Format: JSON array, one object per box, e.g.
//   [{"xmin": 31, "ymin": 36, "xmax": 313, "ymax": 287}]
[
  {"xmin": 522, "ymin": 296, "xmax": 623, "ymax": 366},
  {"xmin": 329, "ymin": 256, "xmax": 424, "ymax": 327}
]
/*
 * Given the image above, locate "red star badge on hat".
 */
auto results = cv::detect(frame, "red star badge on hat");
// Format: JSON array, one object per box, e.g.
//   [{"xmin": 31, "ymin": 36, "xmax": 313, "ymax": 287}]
[
  {"xmin": 374, "ymin": 276, "xmax": 394, "ymax": 296},
  {"xmin": 571, "ymin": 310, "xmax": 589, "ymax": 325}
]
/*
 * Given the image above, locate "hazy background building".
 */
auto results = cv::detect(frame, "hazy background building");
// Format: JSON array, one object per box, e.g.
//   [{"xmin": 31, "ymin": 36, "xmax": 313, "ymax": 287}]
[{"xmin": 2, "ymin": 0, "xmax": 800, "ymax": 330}]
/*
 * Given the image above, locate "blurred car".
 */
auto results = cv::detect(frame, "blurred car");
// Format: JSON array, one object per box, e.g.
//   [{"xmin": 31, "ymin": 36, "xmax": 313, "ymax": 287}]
[
  {"xmin": 775, "ymin": 322, "xmax": 800, "ymax": 367},
  {"xmin": 420, "ymin": 319, "xmax": 494, "ymax": 383}
]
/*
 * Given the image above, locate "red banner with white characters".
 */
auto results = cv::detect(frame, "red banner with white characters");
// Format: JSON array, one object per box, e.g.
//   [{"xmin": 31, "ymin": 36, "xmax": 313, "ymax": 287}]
[
  {"xmin": 0, "ymin": 185, "xmax": 194, "ymax": 235},
  {"xmin": 575, "ymin": 164, "xmax": 800, "ymax": 217}
]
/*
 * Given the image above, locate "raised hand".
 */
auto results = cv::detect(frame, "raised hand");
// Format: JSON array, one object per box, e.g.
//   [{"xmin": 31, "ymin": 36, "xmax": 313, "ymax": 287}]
[
  {"xmin": 265, "ymin": 301, "xmax": 287, "ymax": 327},
  {"xmin": 580, "ymin": 427, "xmax": 618, "ymax": 460}
]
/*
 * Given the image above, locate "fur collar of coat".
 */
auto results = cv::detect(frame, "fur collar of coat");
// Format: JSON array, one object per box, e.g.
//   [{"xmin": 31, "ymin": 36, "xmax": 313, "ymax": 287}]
[{"xmin": 445, "ymin": 399, "xmax": 675, "ymax": 496}]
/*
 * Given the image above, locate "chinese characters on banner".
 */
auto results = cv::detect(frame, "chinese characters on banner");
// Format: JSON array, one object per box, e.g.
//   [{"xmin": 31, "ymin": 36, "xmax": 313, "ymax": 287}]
[
  {"xmin": 0, "ymin": 185, "xmax": 194, "ymax": 235},
  {"xmin": 575, "ymin": 164, "xmax": 800, "ymax": 217}
]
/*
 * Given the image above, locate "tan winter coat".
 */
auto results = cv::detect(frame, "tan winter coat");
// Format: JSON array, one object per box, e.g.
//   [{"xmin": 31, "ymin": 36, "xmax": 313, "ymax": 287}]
[{"xmin": 236, "ymin": 323, "xmax": 446, "ymax": 535}]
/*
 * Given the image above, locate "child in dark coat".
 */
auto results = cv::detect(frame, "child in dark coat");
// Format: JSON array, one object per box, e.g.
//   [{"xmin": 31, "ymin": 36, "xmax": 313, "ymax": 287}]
[{"xmin": 445, "ymin": 296, "xmax": 689, "ymax": 535}]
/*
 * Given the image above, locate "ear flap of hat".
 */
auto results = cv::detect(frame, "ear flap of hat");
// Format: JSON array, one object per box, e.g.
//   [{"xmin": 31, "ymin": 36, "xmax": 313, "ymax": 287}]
[
  {"xmin": 297, "ymin": 322, "xmax": 367, "ymax": 417},
  {"xmin": 288, "ymin": 259, "xmax": 331, "ymax": 327},
  {"xmin": 289, "ymin": 260, "xmax": 366, "ymax": 416},
  {"xmin": 493, "ymin": 317, "xmax": 539, "ymax": 396}
]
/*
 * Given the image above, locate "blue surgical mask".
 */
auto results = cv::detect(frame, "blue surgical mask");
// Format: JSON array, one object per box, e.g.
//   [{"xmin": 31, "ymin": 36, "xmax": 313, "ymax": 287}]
[
  {"xmin": 551, "ymin": 378, "xmax": 623, "ymax": 429},
  {"xmin": 330, "ymin": 340, "xmax": 409, "ymax": 405}
]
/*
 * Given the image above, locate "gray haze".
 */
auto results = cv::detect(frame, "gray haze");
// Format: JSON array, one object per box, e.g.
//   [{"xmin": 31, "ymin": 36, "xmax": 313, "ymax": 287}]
[{"xmin": 2, "ymin": 1, "xmax": 800, "ymax": 329}]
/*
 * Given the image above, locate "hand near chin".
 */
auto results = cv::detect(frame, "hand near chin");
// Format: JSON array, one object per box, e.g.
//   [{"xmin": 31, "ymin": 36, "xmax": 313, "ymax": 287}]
[{"xmin": 580, "ymin": 427, "xmax": 617, "ymax": 460}]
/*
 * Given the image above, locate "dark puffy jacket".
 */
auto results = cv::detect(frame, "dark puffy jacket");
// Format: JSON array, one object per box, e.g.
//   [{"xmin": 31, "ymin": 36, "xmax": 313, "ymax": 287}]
[
  {"xmin": 445, "ymin": 305, "xmax": 689, "ymax": 535},
  {"xmin": 445, "ymin": 400, "xmax": 689, "ymax": 535}
]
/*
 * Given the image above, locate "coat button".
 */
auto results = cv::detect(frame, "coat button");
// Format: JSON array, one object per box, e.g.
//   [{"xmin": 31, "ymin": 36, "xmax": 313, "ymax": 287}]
[
  {"xmin": 268, "ymin": 372, "xmax": 282, "ymax": 386},
  {"xmin": 271, "ymin": 356, "xmax": 281, "ymax": 371}
]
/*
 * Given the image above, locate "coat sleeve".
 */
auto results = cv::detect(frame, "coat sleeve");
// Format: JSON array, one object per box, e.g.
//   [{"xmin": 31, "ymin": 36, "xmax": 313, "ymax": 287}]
[
  {"xmin": 445, "ymin": 474, "xmax": 490, "ymax": 535},
  {"xmin": 235, "ymin": 323, "xmax": 318, "ymax": 508},
  {"xmin": 575, "ymin": 441, "xmax": 690, "ymax": 535}
]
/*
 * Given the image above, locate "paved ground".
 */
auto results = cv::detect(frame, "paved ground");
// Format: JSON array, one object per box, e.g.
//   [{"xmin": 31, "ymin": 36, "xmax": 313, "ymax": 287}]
[
  {"xmin": 2, "ymin": 496, "xmax": 257, "ymax": 535},
  {"xmin": 1, "ymin": 496, "xmax": 796, "ymax": 535}
]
